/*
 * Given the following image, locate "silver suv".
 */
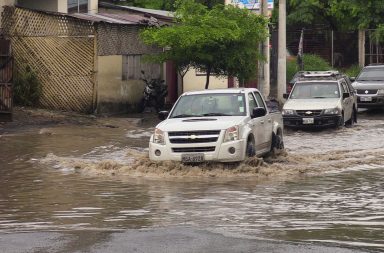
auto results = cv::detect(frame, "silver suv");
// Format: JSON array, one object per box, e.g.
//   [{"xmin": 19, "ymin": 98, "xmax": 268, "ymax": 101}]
[
  {"xmin": 351, "ymin": 64, "xmax": 384, "ymax": 108},
  {"xmin": 282, "ymin": 71, "xmax": 358, "ymax": 128}
]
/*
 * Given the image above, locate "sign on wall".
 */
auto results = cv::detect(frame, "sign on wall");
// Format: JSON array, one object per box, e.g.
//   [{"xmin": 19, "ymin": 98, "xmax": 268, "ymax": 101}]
[{"xmin": 228, "ymin": 0, "xmax": 274, "ymax": 10}]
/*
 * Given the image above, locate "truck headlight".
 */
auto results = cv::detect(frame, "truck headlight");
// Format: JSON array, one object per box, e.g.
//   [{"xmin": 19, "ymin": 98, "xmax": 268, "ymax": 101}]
[
  {"xmin": 323, "ymin": 108, "xmax": 341, "ymax": 115},
  {"xmin": 378, "ymin": 89, "xmax": 384, "ymax": 95},
  {"xmin": 153, "ymin": 128, "xmax": 165, "ymax": 145},
  {"xmin": 282, "ymin": 109, "xmax": 295, "ymax": 115},
  {"xmin": 224, "ymin": 125, "xmax": 239, "ymax": 142}
]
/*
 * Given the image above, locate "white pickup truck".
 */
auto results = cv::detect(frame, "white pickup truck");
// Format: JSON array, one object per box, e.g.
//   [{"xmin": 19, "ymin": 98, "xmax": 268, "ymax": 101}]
[{"xmin": 149, "ymin": 88, "xmax": 284, "ymax": 163}]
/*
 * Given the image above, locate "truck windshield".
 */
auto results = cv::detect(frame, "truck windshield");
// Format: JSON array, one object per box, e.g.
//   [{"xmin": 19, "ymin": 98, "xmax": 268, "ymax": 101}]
[
  {"xmin": 357, "ymin": 67, "xmax": 384, "ymax": 81},
  {"xmin": 290, "ymin": 82, "xmax": 340, "ymax": 99},
  {"xmin": 170, "ymin": 93, "xmax": 246, "ymax": 118}
]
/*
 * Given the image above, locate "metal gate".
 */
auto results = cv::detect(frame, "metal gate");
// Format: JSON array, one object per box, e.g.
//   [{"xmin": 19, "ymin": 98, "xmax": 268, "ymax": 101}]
[{"xmin": 0, "ymin": 39, "xmax": 12, "ymax": 121}]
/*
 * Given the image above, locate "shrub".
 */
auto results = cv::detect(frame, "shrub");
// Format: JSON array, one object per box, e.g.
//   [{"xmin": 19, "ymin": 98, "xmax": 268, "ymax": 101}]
[
  {"xmin": 14, "ymin": 66, "xmax": 41, "ymax": 106},
  {"xmin": 286, "ymin": 54, "xmax": 333, "ymax": 81},
  {"xmin": 302, "ymin": 54, "xmax": 332, "ymax": 71},
  {"xmin": 343, "ymin": 64, "xmax": 362, "ymax": 78}
]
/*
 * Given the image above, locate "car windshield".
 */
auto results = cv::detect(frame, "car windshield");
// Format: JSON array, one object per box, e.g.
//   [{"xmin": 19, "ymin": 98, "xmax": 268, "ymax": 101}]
[
  {"xmin": 290, "ymin": 82, "xmax": 340, "ymax": 99},
  {"xmin": 170, "ymin": 93, "xmax": 246, "ymax": 118},
  {"xmin": 357, "ymin": 67, "xmax": 384, "ymax": 81}
]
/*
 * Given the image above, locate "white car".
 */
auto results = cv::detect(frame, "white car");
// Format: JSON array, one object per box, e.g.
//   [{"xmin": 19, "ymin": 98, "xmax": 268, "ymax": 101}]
[
  {"xmin": 149, "ymin": 88, "xmax": 284, "ymax": 163},
  {"xmin": 283, "ymin": 71, "xmax": 357, "ymax": 128}
]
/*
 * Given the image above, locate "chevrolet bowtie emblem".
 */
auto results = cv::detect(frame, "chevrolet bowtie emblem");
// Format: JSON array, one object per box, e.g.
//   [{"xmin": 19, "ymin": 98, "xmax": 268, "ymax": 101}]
[
  {"xmin": 305, "ymin": 111, "xmax": 313, "ymax": 115},
  {"xmin": 190, "ymin": 135, "xmax": 197, "ymax": 139},
  {"xmin": 365, "ymin": 90, "xmax": 369, "ymax": 94}
]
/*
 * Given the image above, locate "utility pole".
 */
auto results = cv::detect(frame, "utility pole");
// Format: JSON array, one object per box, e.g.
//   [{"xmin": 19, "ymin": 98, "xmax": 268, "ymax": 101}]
[
  {"xmin": 277, "ymin": 0, "xmax": 286, "ymax": 103},
  {"xmin": 261, "ymin": 0, "xmax": 270, "ymax": 98}
]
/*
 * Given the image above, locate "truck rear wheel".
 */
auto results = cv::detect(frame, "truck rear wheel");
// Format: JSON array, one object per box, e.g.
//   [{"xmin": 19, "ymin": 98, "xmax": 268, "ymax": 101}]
[{"xmin": 270, "ymin": 131, "xmax": 284, "ymax": 155}]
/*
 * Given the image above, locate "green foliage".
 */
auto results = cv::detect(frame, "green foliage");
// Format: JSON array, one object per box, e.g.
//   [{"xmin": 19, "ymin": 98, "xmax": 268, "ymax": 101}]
[
  {"xmin": 302, "ymin": 54, "xmax": 332, "ymax": 71},
  {"xmin": 287, "ymin": 54, "xmax": 332, "ymax": 81},
  {"xmin": 140, "ymin": 0, "xmax": 268, "ymax": 89},
  {"xmin": 272, "ymin": 0, "xmax": 384, "ymax": 31},
  {"xmin": 329, "ymin": 0, "xmax": 384, "ymax": 30},
  {"xmin": 342, "ymin": 64, "xmax": 362, "ymax": 78},
  {"xmin": 14, "ymin": 66, "xmax": 41, "ymax": 106},
  {"xmin": 287, "ymin": 59, "xmax": 298, "ymax": 82},
  {"xmin": 372, "ymin": 24, "xmax": 384, "ymax": 44}
]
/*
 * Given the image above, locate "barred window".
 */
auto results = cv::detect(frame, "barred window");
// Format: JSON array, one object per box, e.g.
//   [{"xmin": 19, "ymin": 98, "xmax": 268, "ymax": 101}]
[{"xmin": 122, "ymin": 55, "xmax": 161, "ymax": 80}]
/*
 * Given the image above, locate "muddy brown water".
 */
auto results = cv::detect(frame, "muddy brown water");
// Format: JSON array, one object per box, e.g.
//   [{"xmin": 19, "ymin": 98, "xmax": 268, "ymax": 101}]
[{"xmin": 0, "ymin": 110, "xmax": 383, "ymax": 251}]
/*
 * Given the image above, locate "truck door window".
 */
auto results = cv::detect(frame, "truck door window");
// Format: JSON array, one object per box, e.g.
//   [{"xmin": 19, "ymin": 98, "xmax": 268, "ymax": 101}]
[
  {"xmin": 340, "ymin": 81, "xmax": 349, "ymax": 96},
  {"xmin": 254, "ymin": 92, "xmax": 266, "ymax": 110},
  {"xmin": 248, "ymin": 93, "xmax": 258, "ymax": 111}
]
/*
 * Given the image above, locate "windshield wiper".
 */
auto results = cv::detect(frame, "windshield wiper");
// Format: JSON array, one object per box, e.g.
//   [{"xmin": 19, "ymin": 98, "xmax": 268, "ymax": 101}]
[
  {"xmin": 171, "ymin": 114, "xmax": 202, "ymax": 118},
  {"xmin": 312, "ymin": 96, "xmax": 328, "ymax": 98},
  {"xmin": 202, "ymin": 113, "xmax": 231, "ymax": 116}
]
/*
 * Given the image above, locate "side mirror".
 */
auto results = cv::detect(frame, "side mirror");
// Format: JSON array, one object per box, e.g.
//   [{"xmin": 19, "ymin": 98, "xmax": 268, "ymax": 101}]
[
  {"xmin": 350, "ymin": 77, "xmax": 355, "ymax": 82},
  {"xmin": 283, "ymin": 93, "xmax": 289, "ymax": 99},
  {"xmin": 158, "ymin": 111, "xmax": 169, "ymax": 120},
  {"xmin": 252, "ymin": 107, "xmax": 266, "ymax": 118},
  {"xmin": 342, "ymin": 92, "xmax": 349, "ymax": 99}
]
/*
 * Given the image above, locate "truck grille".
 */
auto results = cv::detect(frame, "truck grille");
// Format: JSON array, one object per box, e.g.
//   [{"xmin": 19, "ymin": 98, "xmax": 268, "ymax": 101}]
[
  {"xmin": 168, "ymin": 130, "xmax": 221, "ymax": 144},
  {"xmin": 172, "ymin": 147, "xmax": 216, "ymax": 153},
  {"xmin": 296, "ymin": 110, "xmax": 322, "ymax": 116},
  {"xmin": 357, "ymin": 89, "xmax": 377, "ymax": 95}
]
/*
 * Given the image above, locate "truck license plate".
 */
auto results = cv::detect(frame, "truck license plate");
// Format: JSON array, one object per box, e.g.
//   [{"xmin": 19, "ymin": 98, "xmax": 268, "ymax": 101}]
[
  {"xmin": 302, "ymin": 117, "xmax": 314, "ymax": 124},
  {"xmin": 360, "ymin": 96, "xmax": 372, "ymax": 102},
  {"xmin": 181, "ymin": 153, "xmax": 204, "ymax": 163}
]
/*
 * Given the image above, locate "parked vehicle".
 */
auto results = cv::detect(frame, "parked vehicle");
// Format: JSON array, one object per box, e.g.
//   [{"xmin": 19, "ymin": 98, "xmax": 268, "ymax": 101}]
[
  {"xmin": 282, "ymin": 71, "xmax": 357, "ymax": 128},
  {"xmin": 139, "ymin": 72, "xmax": 168, "ymax": 113},
  {"xmin": 149, "ymin": 88, "xmax": 284, "ymax": 163},
  {"xmin": 351, "ymin": 64, "xmax": 384, "ymax": 109}
]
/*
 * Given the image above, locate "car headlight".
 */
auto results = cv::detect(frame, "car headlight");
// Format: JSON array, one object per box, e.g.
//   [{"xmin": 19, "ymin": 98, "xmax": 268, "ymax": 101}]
[
  {"xmin": 282, "ymin": 109, "xmax": 295, "ymax": 115},
  {"xmin": 153, "ymin": 128, "xmax": 165, "ymax": 145},
  {"xmin": 323, "ymin": 108, "xmax": 341, "ymax": 115},
  {"xmin": 378, "ymin": 89, "xmax": 384, "ymax": 95},
  {"xmin": 224, "ymin": 125, "xmax": 239, "ymax": 142}
]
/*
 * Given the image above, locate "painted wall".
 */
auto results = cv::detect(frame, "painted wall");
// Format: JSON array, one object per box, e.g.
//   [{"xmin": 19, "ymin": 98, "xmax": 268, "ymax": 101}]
[
  {"xmin": 183, "ymin": 67, "xmax": 228, "ymax": 92},
  {"xmin": 16, "ymin": 0, "xmax": 60, "ymax": 12},
  {"xmin": 97, "ymin": 55, "xmax": 145, "ymax": 114}
]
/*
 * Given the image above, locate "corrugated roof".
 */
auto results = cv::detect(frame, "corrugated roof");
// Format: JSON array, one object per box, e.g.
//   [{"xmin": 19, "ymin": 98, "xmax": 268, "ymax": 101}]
[
  {"xmin": 69, "ymin": 12, "xmax": 147, "ymax": 25},
  {"xmin": 99, "ymin": 2, "xmax": 174, "ymax": 21}
]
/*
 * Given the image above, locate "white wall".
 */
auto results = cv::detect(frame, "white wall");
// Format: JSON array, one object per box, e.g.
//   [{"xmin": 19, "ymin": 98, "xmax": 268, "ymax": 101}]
[{"xmin": 183, "ymin": 67, "xmax": 228, "ymax": 92}]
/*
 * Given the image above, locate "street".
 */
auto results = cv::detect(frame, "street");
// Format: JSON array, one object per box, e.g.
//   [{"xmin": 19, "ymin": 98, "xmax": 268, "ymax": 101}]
[{"xmin": 0, "ymin": 108, "xmax": 383, "ymax": 252}]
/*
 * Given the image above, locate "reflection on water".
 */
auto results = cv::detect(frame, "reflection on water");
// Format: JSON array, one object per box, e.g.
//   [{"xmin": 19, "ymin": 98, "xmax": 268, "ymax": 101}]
[{"xmin": 0, "ymin": 113, "xmax": 383, "ymax": 250}]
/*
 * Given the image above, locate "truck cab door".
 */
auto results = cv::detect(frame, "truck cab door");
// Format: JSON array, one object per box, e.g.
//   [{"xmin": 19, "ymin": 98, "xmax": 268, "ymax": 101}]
[
  {"xmin": 253, "ymin": 91, "xmax": 273, "ymax": 152},
  {"xmin": 247, "ymin": 93, "xmax": 264, "ymax": 153},
  {"xmin": 340, "ymin": 80, "xmax": 352, "ymax": 121}
]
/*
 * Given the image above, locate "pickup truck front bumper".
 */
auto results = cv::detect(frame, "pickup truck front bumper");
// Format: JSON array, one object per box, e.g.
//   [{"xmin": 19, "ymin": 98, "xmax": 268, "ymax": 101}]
[
  {"xmin": 283, "ymin": 115, "xmax": 342, "ymax": 128},
  {"xmin": 357, "ymin": 95, "xmax": 384, "ymax": 108},
  {"xmin": 149, "ymin": 138, "xmax": 246, "ymax": 162}
]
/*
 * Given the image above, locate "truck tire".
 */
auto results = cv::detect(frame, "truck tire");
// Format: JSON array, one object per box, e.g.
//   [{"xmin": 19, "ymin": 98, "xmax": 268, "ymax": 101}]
[
  {"xmin": 270, "ymin": 131, "xmax": 284, "ymax": 155},
  {"xmin": 346, "ymin": 108, "xmax": 356, "ymax": 127},
  {"xmin": 336, "ymin": 113, "xmax": 344, "ymax": 128},
  {"xmin": 246, "ymin": 140, "xmax": 256, "ymax": 157}
]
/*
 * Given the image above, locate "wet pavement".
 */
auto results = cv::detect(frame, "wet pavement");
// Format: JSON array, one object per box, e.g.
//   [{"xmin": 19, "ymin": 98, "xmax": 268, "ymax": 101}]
[{"xmin": 0, "ymin": 109, "xmax": 383, "ymax": 252}]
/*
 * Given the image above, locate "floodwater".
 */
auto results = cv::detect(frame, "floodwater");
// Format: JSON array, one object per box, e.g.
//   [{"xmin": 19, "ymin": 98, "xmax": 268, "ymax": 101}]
[{"xmin": 0, "ymin": 110, "xmax": 383, "ymax": 251}]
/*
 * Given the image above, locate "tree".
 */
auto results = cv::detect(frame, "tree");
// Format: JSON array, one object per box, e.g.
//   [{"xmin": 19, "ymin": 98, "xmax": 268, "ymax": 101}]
[{"xmin": 140, "ymin": 0, "xmax": 268, "ymax": 89}]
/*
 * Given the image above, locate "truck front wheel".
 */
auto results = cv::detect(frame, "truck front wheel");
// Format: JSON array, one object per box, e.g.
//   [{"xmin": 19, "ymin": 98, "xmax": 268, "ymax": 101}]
[{"xmin": 246, "ymin": 140, "xmax": 256, "ymax": 157}]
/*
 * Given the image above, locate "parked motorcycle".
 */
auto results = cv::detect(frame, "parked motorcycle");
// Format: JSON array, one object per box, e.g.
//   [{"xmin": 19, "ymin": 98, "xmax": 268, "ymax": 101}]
[{"xmin": 139, "ymin": 71, "xmax": 168, "ymax": 113}]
